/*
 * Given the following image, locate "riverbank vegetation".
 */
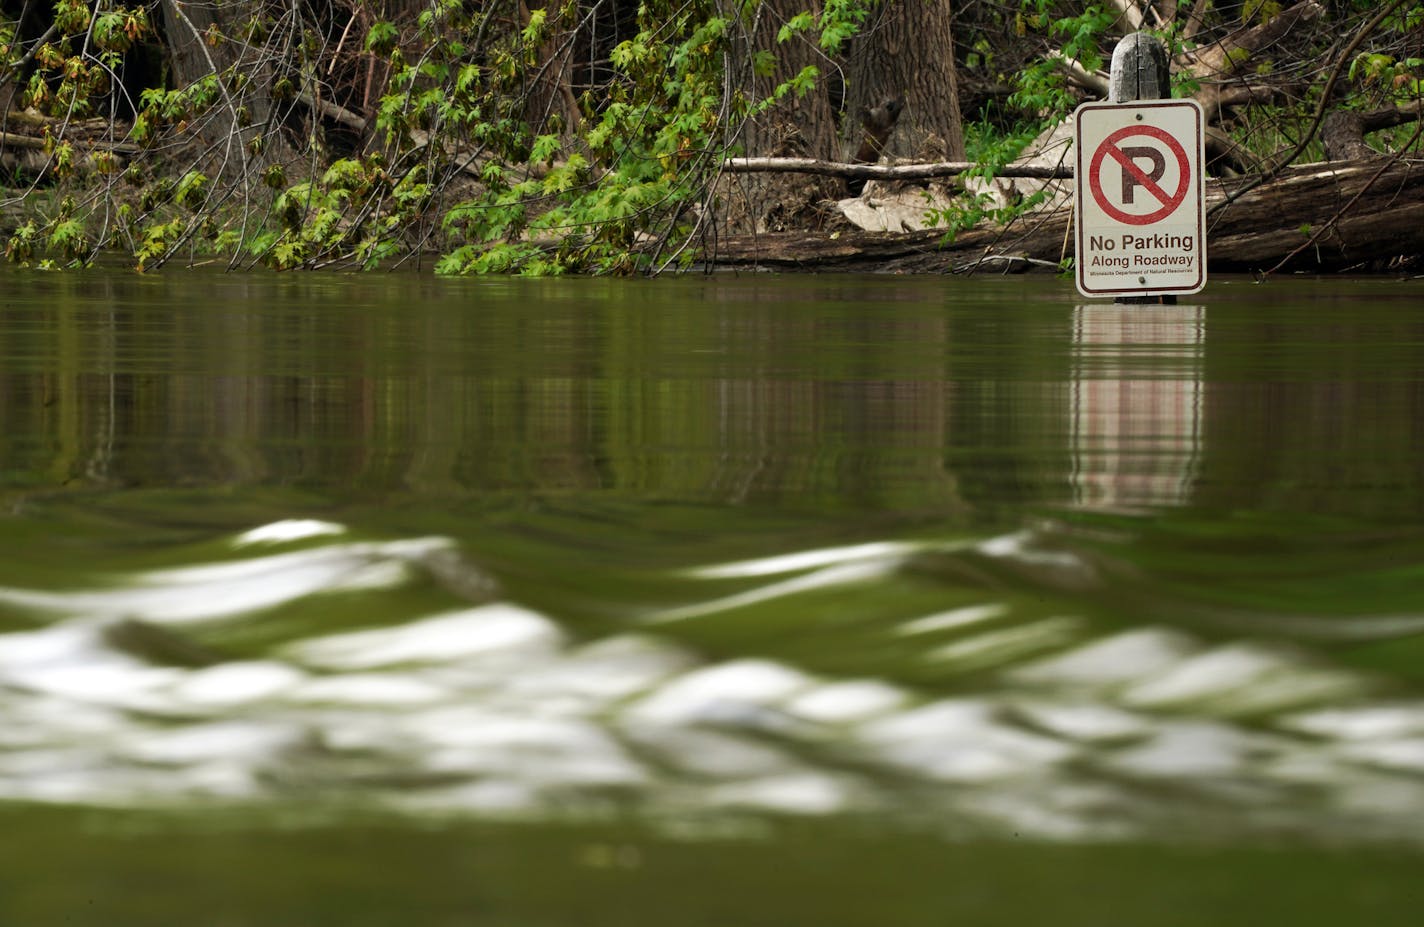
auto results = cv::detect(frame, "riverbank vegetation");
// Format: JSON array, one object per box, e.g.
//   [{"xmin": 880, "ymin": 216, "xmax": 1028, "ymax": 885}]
[{"xmin": 0, "ymin": 0, "xmax": 1420, "ymax": 274}]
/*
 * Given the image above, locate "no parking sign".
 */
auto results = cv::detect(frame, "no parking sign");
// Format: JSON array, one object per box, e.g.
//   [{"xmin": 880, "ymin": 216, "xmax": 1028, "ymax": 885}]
[{"xmin": 1075, "ymin": 99, "xmax": 1206, "ymax": 298}]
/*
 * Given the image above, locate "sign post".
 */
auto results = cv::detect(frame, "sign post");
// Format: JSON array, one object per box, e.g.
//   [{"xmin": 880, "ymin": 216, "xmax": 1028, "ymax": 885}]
[{"xmin": 1074, "ymin": 99, "xmax": 1206, "ymax": 299}]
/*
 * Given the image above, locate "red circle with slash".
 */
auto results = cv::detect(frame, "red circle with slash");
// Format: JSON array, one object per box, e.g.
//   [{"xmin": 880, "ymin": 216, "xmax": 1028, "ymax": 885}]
[{"xmin": 1087, "ymin": 125, "xmax": 1191, "ymax": 226}]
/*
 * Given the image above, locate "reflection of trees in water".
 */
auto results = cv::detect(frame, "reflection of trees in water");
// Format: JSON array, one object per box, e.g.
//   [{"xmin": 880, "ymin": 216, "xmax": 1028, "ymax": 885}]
[
  {"xmin": 15, "ymin": 279, "xmax": 1424, "ymax": 517},
  {"xmin": 692, "ymin": 309, "xmax": 957, "ymax": 509},
  {"xmin": 1, "ymin": 281, "xmax": 970, "ymax": 509},
  {"xmin": 1194, "ymin": 314, "xmax": 1424, "ymax": 517}
]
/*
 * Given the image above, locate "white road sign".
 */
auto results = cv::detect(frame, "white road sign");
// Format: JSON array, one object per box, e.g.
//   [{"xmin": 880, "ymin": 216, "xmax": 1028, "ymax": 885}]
[{"xmin": 1074, "ymin": 99, "xmax": 1206, "ymax": 298}]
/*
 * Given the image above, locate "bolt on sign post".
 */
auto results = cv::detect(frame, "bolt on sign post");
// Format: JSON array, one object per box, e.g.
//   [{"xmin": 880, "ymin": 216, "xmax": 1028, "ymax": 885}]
[{"xmin": 1074, "ymin": 99, "xmax": 1206, "ymax": 299}]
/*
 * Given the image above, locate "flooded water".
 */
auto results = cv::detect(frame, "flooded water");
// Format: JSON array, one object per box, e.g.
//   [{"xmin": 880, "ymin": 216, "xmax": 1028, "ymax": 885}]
[{"xmin": 2, "ymin": 270, "xmax": 1423, "ymax": 924}]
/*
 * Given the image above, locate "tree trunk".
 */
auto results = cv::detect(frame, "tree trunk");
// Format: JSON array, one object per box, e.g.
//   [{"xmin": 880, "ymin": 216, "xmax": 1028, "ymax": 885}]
[
  {"xmin": 842, "ymin": 0, "xmax": 966, "ymax": 163},
  {"xmin": 159, "ymin": 0, "xmax": 296, "ymax": 182},
  {"xmin": 720, "ymin": 0, "xmax": 842, "ymax": 234},
  {"xmin": 520, "ymin": 0, "xmax": 583, "ymax": 142},
  {"xmin": 739, "ymin": 0, "xmax": 839, "ymax": 159}
]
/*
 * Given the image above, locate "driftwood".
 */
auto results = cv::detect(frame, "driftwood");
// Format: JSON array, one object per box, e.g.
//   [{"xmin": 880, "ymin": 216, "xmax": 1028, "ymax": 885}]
[
  {"xmin": 0, "ymin": 130, "xmax": 140, "ymax": 154},
  {"xmin": 699, "ymin": 156, "xmax": 1424, "ymax": 274},
  {"xmin": 0, "ymin": 110, "xmax": 141, "ymax": 177},
  {"xmin": 722, "ymin": 157, "xmax": 1069, "ymax": 182}
]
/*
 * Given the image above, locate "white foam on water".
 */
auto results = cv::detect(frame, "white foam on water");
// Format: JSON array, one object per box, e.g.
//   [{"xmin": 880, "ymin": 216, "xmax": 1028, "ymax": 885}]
[
  {"xmin": 286, "ymin": 603, "xmax": 566, "ymax": 670},
  {"xmin": 288, "ymin": 673, "xmax": 450, "ymax": 706},
  {"xmin": 0, "ymin": 624, "xmax": 107, "ymax": 668},
  {"xmin": 1176, "ymin": 667, "xmax": 1363, "ymax": 716},
  {"xmin": 414, "ymin": 714, "xmax": 648, "ymax": 788},
  {"xmin": 700, "ymin": 771, "xmax": 857, "ymax": 815},
  {"xmin": 785, "ymin": 679, "xmax": 908, "ymax": 725},
  {"xmin": 1280, "ymin": 704, "xmax": 1424, "ymax": 741},
  {"xmin": 975, "ymin": 530, "xmax": 1091, "ymax": 573},
  {"xmin": 232, "ymin": 520, "xmax": 348, "ymax": 547},
  {"xmin": 646, "ymin": 561, "xmax": 895, "ymax": 623},
  {"xmin": 142, "ymin": 537, "xmax": 452, "ymax": 587},
  {"xmin": 392, "ymin": 780, "xmax": 546, "ymax": 816},
  {"xmin": 622, "ymin": 726, "xmax": 803, "ymax": 779},
  {"xmin": 0, "ymin": 625, "xmax": 183, "ymax": 709},
  {"xmin": 0, "ymin": 763, "xmax": 242, "ymax": 803},
  {"xmin": 856, "ymin": 700, "xmax": 1077, "ymax": 783},
  {"xmin": 1119, "ymin": 642, "xmax": 1336, "ymax": 710},
  {"xmin": 0, "ymin": 538, "xmax": 453, "ymax": 624},
  {"xmin": 684, "ymin": 541, "xmax": 932, "ymax": 579},
  {"xmin": 1337, "ymin": 738, "xmax": 1424, "ymax": 774},
  {"xmin": 623, "ymin": 658, "xmax": 816, "ymax": 727},
  {"xmin": 5, "ymin": 661, "xmax": 184, "ymax": 709},
  {"xmin": 308, "ymin": 713, "xmax": 410, "ymax": 754},
  {"xmin": 1106, "ymin": 721, "xmax": 1271, "ymax": 779},
  {"xmin": 1241, "ymin": 612, "xmax": 1424, "ymax": 641},
  {"xmin": 3, "ymin": 525, "xmax": 1424, "ymax": 847},
  {"xmin": 1013, "ymin": 700, "xmax": 1153, "ymax": 743},
  {"xmin": 0, "ymin": 695, "xmax": 127, "ymax": 748},
  {"xmin": 1323, "ymin": 772, "xmax": 1424, "ymax": 823},
  {"xmin": 1260, "ymin": 747, "xmax": 1354, "ymax": 787},
  {"xmin": 167, "ymin": 661, "xmax": 308, "ymax": 709},
  {"xmin": 961, "ymin": 783, "xmax": 1136, "ymax": 842},
  {"xmin": 495, "ymin": 634, "xmax": 696, "ymax": 711},
  {"xmin": 896, "ymin": 603, "xmax": 1007, "ymax": 636},
  {"xmin": 1008, "ymin": 627, "xmax": 1201, "ymax": 689},
  {"xmin": 0, "ymin": 745, "xmax": 113, "ymax": 779},
  {"xmin": 118, "ymin": 720, "xmax": 307, "ymax": 766},
  {"xmin": 925, "ymin": 617, "xmax": 1082, "ymax": 670}
]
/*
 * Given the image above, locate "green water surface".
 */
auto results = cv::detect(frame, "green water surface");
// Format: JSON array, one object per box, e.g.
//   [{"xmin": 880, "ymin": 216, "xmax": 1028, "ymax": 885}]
[{"xmin": 1, "ymin": 270, "xmax": 1422, "ymax": 925}]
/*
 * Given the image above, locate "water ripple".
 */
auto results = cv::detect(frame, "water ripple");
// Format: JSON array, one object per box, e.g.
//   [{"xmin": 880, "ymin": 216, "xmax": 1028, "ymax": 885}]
[{"xmin": 1, "ymin": 522, "xmax": 1422, "ymax": 848}]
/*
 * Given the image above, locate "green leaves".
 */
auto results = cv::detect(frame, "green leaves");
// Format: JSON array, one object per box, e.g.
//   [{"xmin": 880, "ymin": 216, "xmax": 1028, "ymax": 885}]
[
  {"xmin": 778, "ymin": 12, "xmax": 815, "ymax": 43},
  {"xmin": 174, "ymin": 171, "xmax": 209, "ymax": 210},
  {"xmin": 783, "ymin": 65, "xmax": 820, "ymax": 99},
  {"xmin": 530, "ymin": 134, "xmax": 562, "ymax": 166},
  {"xmin": 818, "ymin": 0, "xmax": 870, "ymax": 54},
  {"xmin": 5, "ymin": 221, "xmax": 38, "ymax": 266},
  {"xmin": 135, "ymin": 219, "xmax": 185, "ymax": 273},
  {"xmin": 522, "ymin": 8, "xmax": 548, "ymax": 47},
  {"xmin": 542, "ymin": 154, "xmax": 588, "ymax": 194},
  {"xmin": 365, "ymin": 21, "xmax": 399, "ymax": 56},
  {"xmin": 1350, "ymin": 52, "xmax": 1423, "ymax": 99}
]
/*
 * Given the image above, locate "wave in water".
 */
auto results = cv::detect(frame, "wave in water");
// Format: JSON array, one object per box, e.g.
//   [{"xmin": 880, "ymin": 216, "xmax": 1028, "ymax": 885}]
[{"xmin": 1, "ymin": 521, "xmax": 1423, "ymax": 847}]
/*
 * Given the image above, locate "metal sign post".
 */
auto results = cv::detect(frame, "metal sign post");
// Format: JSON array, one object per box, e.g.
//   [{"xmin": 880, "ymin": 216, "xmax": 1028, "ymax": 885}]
[{"xmin": 1074, "ymin": 99, "xmax": 1206, "ymax": 299}]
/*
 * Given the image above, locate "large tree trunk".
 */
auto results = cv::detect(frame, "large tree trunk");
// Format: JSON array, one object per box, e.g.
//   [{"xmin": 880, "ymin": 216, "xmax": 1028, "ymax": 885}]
[
  {"xmin": 520, "ymin": 0, "xmax": 583, "ymax": 142},
  {"xmin": 159, "ymin": 0, "xmax": 297, "ymax": 182},
  {"xmin": 842, "ymin": 0, "xmax": 966, "ymax": 163},
  {"xmin": 700, "ymin": 157, "xmax": 1424, "ymax": 274},
  {"xmin": 720, "ymin": 0, "xmax": 842, "ymax": 234}
]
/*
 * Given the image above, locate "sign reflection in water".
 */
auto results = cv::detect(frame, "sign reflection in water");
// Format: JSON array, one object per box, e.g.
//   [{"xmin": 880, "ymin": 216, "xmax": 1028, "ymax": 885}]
[{"xmin": 1070, "ymin": 304, "xmax": 1205, "ymax": 510}]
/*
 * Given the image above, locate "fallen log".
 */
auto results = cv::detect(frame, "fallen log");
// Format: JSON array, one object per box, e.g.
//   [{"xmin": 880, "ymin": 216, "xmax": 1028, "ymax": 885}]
[
  {"xmin": 0, "ymin": 130, "xmax": 140, "ymax": 154},
  {"xmin": 699, "ymin": 156, "xmax": 1424, "ymax": 275},
  {"xmin": 721, "ymin": 157, "xmax": 1070, "ymax": 182}
]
